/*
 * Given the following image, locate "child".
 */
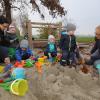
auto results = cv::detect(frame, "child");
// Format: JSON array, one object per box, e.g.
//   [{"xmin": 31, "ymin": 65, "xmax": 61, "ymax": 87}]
[
  {"xmin": 4, "ymin": 57, "xmax": 13, "ymax": 73},
  {"xmin": 4, "ymin": 24, "xmax": 19, "ymax": 60},
  {"xmin": 86, "ymin": 25, "xmax": 100, "ymax": 65},
  {"xmin": 0, "ymin": 57, "xmax": 13, "ymax": 79},
  {"xmin": 59, "ymin": 23, "xmax": 77, "ymax": 66},
  {"xmin": 59, "ymin": 29, "xmax": 67, "ymax": 39},
  {"xmin": 15, "ymin": 39, "xmax": 33, "ymax": 62},
  {"xmin": 44, "ymin": 35, "xmax": 57, "ymax": 61},
  {"xmin": 5, "ymin": 24, "xmax": 19, "ymax": 48}
]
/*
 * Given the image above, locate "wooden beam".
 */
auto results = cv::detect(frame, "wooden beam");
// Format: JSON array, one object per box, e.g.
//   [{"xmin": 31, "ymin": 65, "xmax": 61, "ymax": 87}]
[
  {"xmin": 32, "ymin": 26, "xmax": 63, "ymax": 29},
  {"xmin": 27, "ymin": 20, "xmax": 33, "ymax": 50},
  {"xmin": 31, "ymin": 22, "xmax": 59, "ymax": 26}
]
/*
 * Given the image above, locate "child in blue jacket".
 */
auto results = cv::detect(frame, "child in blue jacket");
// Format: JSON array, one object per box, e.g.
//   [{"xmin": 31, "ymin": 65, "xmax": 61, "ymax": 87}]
[
  {"xmin": 59, "ymin": 23, "xmax": 77, "ymax": 66},
  {"xmin": 44, "ymin": 35, "xmax": 57, "ymax": 60},
  {"xmin": 15, "ymin": 39, "xmax": 33, "ymax": 62}
]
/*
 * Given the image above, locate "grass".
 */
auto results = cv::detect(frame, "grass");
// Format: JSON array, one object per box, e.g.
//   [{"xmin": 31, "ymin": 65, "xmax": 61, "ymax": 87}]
[{"xmin": 76, "ymin": 36, "xmax": 94, "ymax": 43}]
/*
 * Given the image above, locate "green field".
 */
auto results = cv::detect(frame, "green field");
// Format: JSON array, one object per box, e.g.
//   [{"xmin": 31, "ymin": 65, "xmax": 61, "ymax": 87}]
[{"xmin": 76, "ymin": 36, "xmax": 94, "ymax": 43}]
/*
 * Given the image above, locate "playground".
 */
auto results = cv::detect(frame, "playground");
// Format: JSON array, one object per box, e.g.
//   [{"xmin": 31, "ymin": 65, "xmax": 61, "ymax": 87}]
[{"xmin": 0, "ymin": 0, "xmax": 100, "ymax": 100}]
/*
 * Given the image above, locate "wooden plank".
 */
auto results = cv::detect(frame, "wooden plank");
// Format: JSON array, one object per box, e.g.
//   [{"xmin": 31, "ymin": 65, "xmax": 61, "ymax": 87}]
[
  {"xmin": 32, "ymin": 39, "xmax": 92, "ymax": 48},
  {"xmin": 31, "ymin": 22, "xmax": 59, "ymax": 26},
  {"xmin": 32, "ymin": 26, "xmax": 63, "ymax": 29},
  {"xmin": 27, "ymin": 20, "xmax": 33, "ymax": 50}
]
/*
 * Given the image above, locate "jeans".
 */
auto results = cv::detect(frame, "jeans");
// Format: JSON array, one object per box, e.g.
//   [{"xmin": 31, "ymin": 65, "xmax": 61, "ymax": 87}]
[{"xmin": 60, "ymin": 50, "xmax": 76, "ymax": 65}]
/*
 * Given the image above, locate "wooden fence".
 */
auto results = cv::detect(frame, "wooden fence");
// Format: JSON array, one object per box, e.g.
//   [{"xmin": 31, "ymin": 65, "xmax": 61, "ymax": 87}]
[{"xmin": 27, "ymin": 20, "xmax": 62, "ymax": 49}]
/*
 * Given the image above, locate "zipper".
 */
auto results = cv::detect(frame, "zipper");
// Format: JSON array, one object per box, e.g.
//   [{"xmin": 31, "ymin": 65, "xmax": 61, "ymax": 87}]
[{"xmin": 69, "ymin": 36, "xmax": 71, "ymax": 51}]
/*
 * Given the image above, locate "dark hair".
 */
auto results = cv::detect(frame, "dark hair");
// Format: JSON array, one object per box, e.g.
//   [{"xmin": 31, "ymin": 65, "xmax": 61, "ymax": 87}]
[{"xmin": 0, "ymin": 15, "xmax": 8, "ymax": 24}]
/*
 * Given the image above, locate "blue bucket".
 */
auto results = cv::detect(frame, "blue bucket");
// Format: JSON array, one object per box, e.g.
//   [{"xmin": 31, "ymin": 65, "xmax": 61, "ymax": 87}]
[{"xmin": 11, "ymin": 68, "xmax": 26, "ymax": 80}]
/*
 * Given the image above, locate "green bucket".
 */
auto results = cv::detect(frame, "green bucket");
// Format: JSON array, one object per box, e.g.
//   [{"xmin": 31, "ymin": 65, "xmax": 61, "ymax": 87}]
[{"xmin": 24, "ymin": 59, "xmax": 34, "ymax": 67}]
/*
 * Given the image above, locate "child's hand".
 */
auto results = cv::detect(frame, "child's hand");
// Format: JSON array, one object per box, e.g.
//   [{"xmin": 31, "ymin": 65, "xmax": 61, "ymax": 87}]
[
  {"xmin": 86, "ymin": 52, "xmax": 91, "ymax": 55},
  {"xmin": 29, "ymin": 56, "xmax": 34, "ymax": 59}
]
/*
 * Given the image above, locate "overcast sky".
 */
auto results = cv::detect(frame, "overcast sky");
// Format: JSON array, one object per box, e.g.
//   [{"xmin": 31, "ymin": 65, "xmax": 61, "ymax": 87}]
[{"xmin": 29, "ymin": 0, "xmax": 100, "ymax": 36}]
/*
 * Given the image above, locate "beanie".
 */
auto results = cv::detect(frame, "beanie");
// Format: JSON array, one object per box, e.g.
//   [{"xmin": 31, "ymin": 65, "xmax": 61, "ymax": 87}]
[
  {"xmin": 20, "ymin": 39, "xmax": 29, "ymax": 48},
  {"xmin": 48, "ymin": 35, "xmax": 55, "ymax": 43},
  {"xmin": 66, "ymin": 23, "xmax": 76, "ymax": 32}
]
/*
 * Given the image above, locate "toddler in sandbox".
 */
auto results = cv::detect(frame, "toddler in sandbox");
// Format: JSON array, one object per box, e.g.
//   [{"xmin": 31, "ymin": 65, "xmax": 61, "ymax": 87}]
[
  {"xmin": 44, "ymin": 35, "xmax": 57, "ymax": 62},
  {"xmin": 0, "ymin": 57, "xmax": 13, "ymax": 79},
  {"xmin": 15, "ymin": 39, "xmax": 33, "ymax": 62}
]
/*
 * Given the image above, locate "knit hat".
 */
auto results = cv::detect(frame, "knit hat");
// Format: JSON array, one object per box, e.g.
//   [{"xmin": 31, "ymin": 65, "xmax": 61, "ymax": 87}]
[
  {"xmin": 20, "ymin": 39, "xmax": 29, "ymax": 48},
  {"xmin": 48, "ymin": 35, "xmax": 55, "ymax": 43},
  {"xmin": 66, "ymin": 23, "xmax": 76, "ymax": 32}
]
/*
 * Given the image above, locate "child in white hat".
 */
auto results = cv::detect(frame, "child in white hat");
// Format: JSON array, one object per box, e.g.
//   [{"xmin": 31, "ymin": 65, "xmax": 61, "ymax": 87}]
[{"xmin": 44, "ymin": 35, "xmax": 57, "ymax": 61}]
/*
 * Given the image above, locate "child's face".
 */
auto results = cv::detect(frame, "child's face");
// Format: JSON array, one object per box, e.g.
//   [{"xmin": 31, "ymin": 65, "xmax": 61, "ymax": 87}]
[
  {"xmin": 21, "ymin": 48, "xmax": 27, "ymax": 51},
  {"xmin": 68, "ymin": 31, "xmax": 75, "ymax": 36},
  {"xmin": 9, "ymin": 27, "xmax": 16, "ymax": 34},
  {"xmin": 95, "ymin": 29, "xmax": 100, "ymax": 39},
  {"xmin": 49, "ymin": 38, "xmax": 55, "ymax": 43},
  {"xmin": 4, "ymin": 57, "xmax": 10, "ymax": 65}
]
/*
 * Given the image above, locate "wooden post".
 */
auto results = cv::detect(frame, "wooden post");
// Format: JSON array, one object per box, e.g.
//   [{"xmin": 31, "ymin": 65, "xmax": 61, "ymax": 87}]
[
  {"xmin": 58, "ymin": 23, "xmax": 62, "ymax": 39},
  {"xmin": 27, "ymin": 20, "xmax": 33, "ymax": 50}
]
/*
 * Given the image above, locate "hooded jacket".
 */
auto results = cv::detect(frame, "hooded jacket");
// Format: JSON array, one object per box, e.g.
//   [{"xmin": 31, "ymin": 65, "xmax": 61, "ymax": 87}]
[
  {"xmin": 15, "ymin": 47, "xmax": 33, "ymax": 61},
  {"xmin": 59, "ymin": 34, "xmax": 77, "ymax": 52},
  {"xmin": 0, "ymin": 30, "xmax": 19, "ymax": 48}
]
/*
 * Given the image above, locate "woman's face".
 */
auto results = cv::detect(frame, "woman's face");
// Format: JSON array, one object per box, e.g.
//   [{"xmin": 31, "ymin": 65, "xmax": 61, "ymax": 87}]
[{"xmin": 0, "ymin": 23, "xmax": 9, "ymax": 31}]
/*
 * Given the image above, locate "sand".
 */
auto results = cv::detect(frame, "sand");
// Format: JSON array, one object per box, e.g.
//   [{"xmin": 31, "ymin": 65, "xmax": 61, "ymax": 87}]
[{"xmin": 0, "ymin": 48, "xmax": 100, "ymax": 100}]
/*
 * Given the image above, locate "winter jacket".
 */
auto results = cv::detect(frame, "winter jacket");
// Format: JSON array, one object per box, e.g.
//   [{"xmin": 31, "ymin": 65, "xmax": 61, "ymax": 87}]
[
  {"xmin": 45, "ymin": 43, "xmax": 57, "ymax": 53},
  {"xmin": 15, "ymin": 47, "xmax": 33, "ymax": 61},
  {"xmin": 0, "ymin": 29, "xmax": 5, "ymax": 45},
  {"xmin": 59, "ymin": 34, "xmax": 77, "ymax": 52},
  {"xmin": 91, "ymin": 38, "xmax": 100, "ymax": 54},
  {"xmin": 0, "ymin": 30, "xmax": 19, "ymax": 48}
]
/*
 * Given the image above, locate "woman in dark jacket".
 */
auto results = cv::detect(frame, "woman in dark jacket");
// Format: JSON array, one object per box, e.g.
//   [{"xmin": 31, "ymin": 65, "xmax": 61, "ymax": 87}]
[
  {"xmin": 0, "ymin": 16, "xmax": 19, "ymax": 62},
  {"xmin": 0, "ymin": 15, "xmax": 9, "ymax": 62}
]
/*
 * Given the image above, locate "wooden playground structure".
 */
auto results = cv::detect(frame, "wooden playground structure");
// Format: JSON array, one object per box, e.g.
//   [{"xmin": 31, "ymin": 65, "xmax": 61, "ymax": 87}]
[
  {"xmin": 26, "ymin": 20, "xmax": 91, "ymax": 49},
  {"xmin": 27, "ymin": 20, "xmax": 62, "ymax": 49}
]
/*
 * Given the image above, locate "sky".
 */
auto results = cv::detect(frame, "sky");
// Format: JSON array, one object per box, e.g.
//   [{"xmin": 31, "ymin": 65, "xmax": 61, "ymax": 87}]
[{"xmin": 29, "ymin": 0, "xmax": 100, "ymax": 36}]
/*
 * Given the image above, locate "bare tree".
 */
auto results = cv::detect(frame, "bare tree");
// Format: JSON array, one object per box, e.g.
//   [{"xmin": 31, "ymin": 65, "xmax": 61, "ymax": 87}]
[{"xmin": 0, "ymin": 0, "xmax": 66, "ymax": 24}]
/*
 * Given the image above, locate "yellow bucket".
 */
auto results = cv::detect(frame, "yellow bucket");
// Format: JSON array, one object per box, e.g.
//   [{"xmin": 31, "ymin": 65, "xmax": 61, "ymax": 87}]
[
  {"xmin": 10, "ymin": 79, "xmax": 28, "ymax": 96},
  {"xmin": 0, "ymin": 66, "xmax": 4, "ymax": 73},
  {"xmin": 38, "ymin": 58, "xmax": 45, "ymax": 64}
]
